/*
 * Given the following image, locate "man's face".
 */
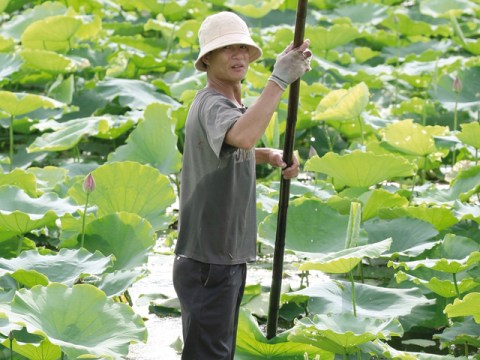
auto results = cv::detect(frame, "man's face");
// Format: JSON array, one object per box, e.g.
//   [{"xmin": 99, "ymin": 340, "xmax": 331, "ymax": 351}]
[{"xmin": 203, "ymin": 44, "xmax": 251, "ymax": 83}]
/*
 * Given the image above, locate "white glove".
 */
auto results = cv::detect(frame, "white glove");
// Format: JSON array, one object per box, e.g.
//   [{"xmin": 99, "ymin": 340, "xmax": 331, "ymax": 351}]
[{"xmin": 269, "ymin": 40, "xmax": 312, "ymax": 91}]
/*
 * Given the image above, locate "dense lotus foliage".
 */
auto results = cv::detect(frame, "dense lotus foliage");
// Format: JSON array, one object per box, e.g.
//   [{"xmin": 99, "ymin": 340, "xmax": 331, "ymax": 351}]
[{"xmin": 0, "ymin": 0, "xmax": 479, "ymax": 359}]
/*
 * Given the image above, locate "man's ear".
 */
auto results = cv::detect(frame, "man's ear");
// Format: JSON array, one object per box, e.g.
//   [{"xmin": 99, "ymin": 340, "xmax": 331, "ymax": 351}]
[{"xmin": 202, "ymin": 54, "xmax": 210, "ymax": 67}]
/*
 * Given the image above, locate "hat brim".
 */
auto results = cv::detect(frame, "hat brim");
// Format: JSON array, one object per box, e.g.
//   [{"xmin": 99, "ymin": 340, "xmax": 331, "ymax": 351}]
[{"xmin": 194, "ymin": 33, "xmax": 262, "ymax": 71}]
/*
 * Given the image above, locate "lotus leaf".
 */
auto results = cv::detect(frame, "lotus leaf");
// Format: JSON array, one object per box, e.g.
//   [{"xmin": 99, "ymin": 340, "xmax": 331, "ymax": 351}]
[
  {"xmin": 1, "ymin": 329, "xmax": 62, "ymax": 360},
  {"xmin": 68, "ymin": 161, "xmax": 176, "ymax": 230},
  {"xmin": 307, "ymin": 24, "xmax": 361, "ymax": 52},
  {"xmin": 284, "ymin": 279, "xmax": 433, "ymax": 318},
  {"xmin": 26, "ymin": 166, "xmax": 68, "ymax": 193},
  {"xmin": 83, "ymin": 212, "xmax": 155, "ymax": 271},
  {"xmin": 0, "ymin": 53, "xmax": 23, "ymax": 81},
  {"xmin": 456, "ymin": 122, "xmax": 480, "ymax": 149},
  {"xmin": 445, "ymin": 292, "xmax": 480, "ymax": 322},
  {"xmin": 0, "ymin": 2, "xmax": 67, "ymax": 41},
  {"xmin": 95, "ymin": 268, "xmax": 146, "ymax": 297},
  {"xmin": 0, "ymin": 186, "xmax": 83, "ymax": 235},
  {"xmin": 0, "ymin": 168, "xmax": 37, "ymax": 196},
  {"xmin": 0, "ymin": 91, "xmax": 66, "ymax": 117},
  {"xmin": 1, "ymin": 283, "xmax": 147, "ymax": 359},
  {"xmin": 28, "ymin": 115, "xmax": 136, "ymax": 152},
  {"xmin": 333, "ymin": 3, "xmax": 388, "ymax": 25},
  {"xmin": 434, "ymin": 317, "xmax": 480, "ymax": 349},
  {"xmin": 379, "ymin": 205, "xmax": 458, "ymax": 231},
  {"xmin": 93, "ymin": 78, "xmax": 181, "ymax": 110},
  {"xmin": 380, "ymin": 119, "xmax": 448, "ymax": 157},
  {"xmin": 235, "ymin": 309, "xmax": 332, "ymax": 360},
  {"xmin": 394, "ymin": 271, "xmax": 479, "ymax": 298},
  {"xmin": 21, "ymin": 15, "xmax": 83, "ymax": 52},
  {"xmin": 298, "ymin": 238, "xmax": 392, "ymax": 273},
  {"xmin": 20, "ymin": 49, "xmax": 79, "ymax": 74},
  {"xmin": 420, "ymin": 0, "xmax": 478, "ymax": 18},
  {"xmin": 449, "ymin": 165, "xmax": 480, "ymax": 202},
  {"xmin": 0, "ymin": 248, "xmax": 112, "ymax": 287},
  {"xmin": 108, "ymin": 103, "xmax": 182, "ymax": 175},
  {"xmin": 224, "ymin": 0, "xmax": 283, "ymax": 18},
  {"xmin": 258, "ymin": 197, "xmax": 349, "ymax": 253},
  {"xmin": 389, "ymin": 252, "xmax": 480, "ymax": 274},
  {"xmin": 365, "ymin": 217, "xmax": 439, "ymax": 257},
  {"xmin": 359, "ymin": 189, "xmax": 409, "ymax": 221},
  {"xmin": 289, "ymin": 313, "xmax": 403, "ymax": 354},
  {"xmin": 313, "ymin": 82, "xmax": 369, "ymax": 121},
  {"xmin": 305, "ymin": 150, "xmax": 414, "ymax": 189}
]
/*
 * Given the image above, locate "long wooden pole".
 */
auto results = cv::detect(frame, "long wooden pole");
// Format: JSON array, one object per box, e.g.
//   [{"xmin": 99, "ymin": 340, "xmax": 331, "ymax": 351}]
[{"xmin": 266, "ymin": 0, "xmax": 309, "ymax": 340}]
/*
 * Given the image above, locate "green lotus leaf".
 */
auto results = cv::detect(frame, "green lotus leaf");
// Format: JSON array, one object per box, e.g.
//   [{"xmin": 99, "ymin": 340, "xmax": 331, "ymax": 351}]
[
  {"xmin": 457, "ymin": 122, "xmax": 480, "ymax": 148},
  {"xmin": 445, "ymin": 292, "xmax": 480, "ymax": 322},
  {"xmin": 0, "ymin": 1, "xmax": 67, "ymax": 40},
  {"xmin": 359, "ymin": 189, "xmax": 409, "ymax": 221},
  {"xmin": 0, "ymin": 234, "xmax": 36, "ymax": 260},
  {"xmin": 453, "ymin": 201, "xmax": 480, "ymax": 224},
  {"xmin": 389, "ymin": 245, "xmax": 480, "ymax": 274},
  {"xmin": 2, "ymin": 283, "xmax": 147, "ymax": 359},
  {"xmin": 83, "ymin": 212, "xmax": 155, "ymax": 271},
  {"xmin": 284, "ymin": 280, "xmax": 433, "ymax": 318},
  {"xmin": 9, "ymin": 269, "xmax": 49, "ymax": 288},
  {"xmin": 0, "ymin": 91, "xmax": 66, "ymax": 117},
  {"xmin": 379, "ymin": 205, "xmax": 458, "ymax": 231},
  {"xmin": 380, "ymin": 119, "xmax": 448, "ymax": 157},
  {"xmin": 394, "ymin": 270, "xmax": 479, "ymax": 298},
  {"xmin": 0, "ymin": 168, "xmax": 37, "ymax": 196},
  {"xmin": 0, "ymin": 186, "xmax": 83, "ymax": 235},
  {"xmin": 434, "ymin": 317, "xmax": 480, "ymax": 349},
  {"xmin": 0, "ymin": 248, "xmax": 112, "ymax": 287},
  {"xmin": 235, "ymin": 309, "xmax": 333, "ymax": 360},
  {"xmin": 95, "ymin": 268, "xmax": 146, "ymax": 297},
  {"xmin": 258, "ymin": 197, "xmax": 349, "ymax": 253},
  {"xmin": 47, "ymin": 74, "xmax": 75, "ymax": 104},
  {"xmin": 21, "ymin": 15, "xmax": 82, "ymax": 52},
  {"xmin": 26, "ymin": 166, "xmax": 68, "ymax": 193},
  {"xmin": 305, "ymin": 151, "xmax": 414, "ymax": 189},
  {"xmin": 0, "ymin": 312, "xmax": 22, "ymax": 338},
  {"xmin": 225, "ymin": 0, "xmax": 283, "ymax": 18},
  {"xmin": 333, "ymin": 3, "xmax": 389, "ymax": 24},
  {"xmin": 429, "ymin": 66, "xmax": 480, "ymax": 111},
  {"xmin": 94, "ymin": 78, "xmax": 181, "ymax": 110},
  {"xmin": 298, "ymin": 238, "xmax": 392, "ymax": 273},
  {"xmin": 289, "ymin": 313, "xmax": 403, "ymax": 354},
  {"xmin": 449, "ymin": 165, "xmax": 480, "ymax": 202},
  {"xmin": 20, "ymin": 49, "xmax": 79, "ymax": 74},
  {"xmin": 365, "ymin": 217, "xmax": 439, "ymax": 257},
  {"xmin": 108, "ymin": 103, "xmax": 182, "ymax": 175},
  {"xmin": 28, "ymin": 114, "xmax": 136, "ymax": 153},
  {"xmin": 0, "ymin": 53, "xmax": 23, "ymax": 81},
  {"xmin": 313, "ymin": 82, "xmax": 369, "ymax": 121},
  {"xmin": 382, "ymin": 13, "xmax": 447, "ymax": 37},
  {"xmin": 420, "ymin": 0, "xmax": 478, "ymax": 18},
  {"xmin": 1, "ymin": 334, "xmax": 62, "ymax": 360},
  {"xmin": 307, "ymin": 24, "xmax": 360, "ymax": 52},
  {"xmin": 68, "ymin": 161, "xmax": 176, "ymax": 231}
]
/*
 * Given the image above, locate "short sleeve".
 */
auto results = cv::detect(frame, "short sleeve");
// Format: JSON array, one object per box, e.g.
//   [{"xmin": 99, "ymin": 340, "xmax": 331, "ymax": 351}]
[{"xmin": 201, "ymin": 95, "xmax": 243, "ymax": 158}]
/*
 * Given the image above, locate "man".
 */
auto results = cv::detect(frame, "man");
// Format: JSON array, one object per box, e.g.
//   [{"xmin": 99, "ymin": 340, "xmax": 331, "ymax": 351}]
[{"xmin": 173, "ymin": 11, "xmax": 312, "ymax": 360}]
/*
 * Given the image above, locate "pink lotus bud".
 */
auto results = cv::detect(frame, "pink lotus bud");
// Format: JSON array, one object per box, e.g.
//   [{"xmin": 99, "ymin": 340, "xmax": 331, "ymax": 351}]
[
  {"xmin": 452, "ymin": 76, "xmax": 462, "ymax": 93},
  {"xmin": 83, "ymin": 173, "xmax": 95, "ymax": 193}
]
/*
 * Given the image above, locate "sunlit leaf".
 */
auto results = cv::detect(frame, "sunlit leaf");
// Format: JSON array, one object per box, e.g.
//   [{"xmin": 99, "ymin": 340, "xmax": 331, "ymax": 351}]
[
  {"xmin": 380, "ymin": 119, "xmax": 448, "ymax": 157},
  {"xmin": 0, "ymin": 91, "xmax": 66, "ymax": 117},
  {"xmin": 225, "ymin": 0, "xmax": 284, "ymax": 18},
  {"xmin": 0, "ymin": 330, "xmax": 62, "ymax": 360},
  {"xmin": 0, "ymin": 283, "xmax": 147, "ymax": 359},
  {"xmin": 0, "ymin": 248, "xmax": 112, "ymax": 287},
  {"xmin": 305, "ymin": 151, "xmax": 414, "ymax": 189},
  {"xmin": 298, "ymin": 239, "xmax": 392, "ymax": 273},
  {"xmin": 94, "ymin": 268, "xmax": 146, "ymax": 297},
  {"xmin": 20, "ymin": 49, "xmax": 80, "ymax": 74},
  {"xmin": 235, "ymin": 309, "xmax": 333, "ymax": 359},
  {"xmin": 290, "ymin": 313, "xmax": 403, "ymax": 354},
  {"xmin": 333, "ymin": 3, "xmax": 389, "ymax": 25},
  {"xmin": 420, "ymin": 0, "xmax": 479, "ymax": 18},
  {"xmin": 0, "ymin": 168, "xmax": 37, "ymax": 196},
  {"xmin": 21, "ymin": 15, "xmax": 83, "ymax": 52},
  {"xmin": 306, "ymin": 24, "xmax": 361, "ymax": 52},
  {"xmin": 68, "ymin": 161, "xmax": 176, "ymax": 230},
  {"xmin": 379, "ymin": 205, "xmax": 458, "ymax": 231},
  {"xmin": 83, "ymin": 212, "xmax": 155, "ymax": 271},
  {"xmin": 108, "ymin": 103, "xmax": 182, "ymax": 175},
  {"xmin": 26, "ymin": 166, "xmax": 68, "ymax": 193},
  {"xmin": 434, "ymin": 317, "xmax": 480, "ymax": 349},
  {"xmin": 359, "ymin": 189, "xmax": 409, "ymax": 221},
  {"xmin": 456, "ymin": 122, "xmax": 480, "ymax": 149},
  {"xmin": 0, "ymin": 53, "xmax": 23, "ymax": 81},
  {"xmin": 445, "ymin": 292, "xmax": 480, "ymax": 323},
  {"xmin": 313, "ymin": 82, "xmax": 369, "ymax": 121}
]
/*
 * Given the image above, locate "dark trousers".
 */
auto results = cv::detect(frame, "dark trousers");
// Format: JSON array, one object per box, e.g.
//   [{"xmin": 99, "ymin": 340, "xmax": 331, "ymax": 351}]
[{"xmin": 173, "ymin": 256, "xmax": 247, "ymax": 360}]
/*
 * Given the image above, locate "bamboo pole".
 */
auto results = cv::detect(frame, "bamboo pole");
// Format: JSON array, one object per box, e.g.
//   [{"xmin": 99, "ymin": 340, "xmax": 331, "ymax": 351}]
[{"xmin": 266, "ymin": 0, "xmax": 309, "ymax": 340}]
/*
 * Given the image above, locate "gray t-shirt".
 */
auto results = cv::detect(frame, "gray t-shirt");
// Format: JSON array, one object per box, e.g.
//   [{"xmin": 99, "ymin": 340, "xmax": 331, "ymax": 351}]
[{"xmin": 175, "ymin": 87, "xmax": 257, "ymax": 265}]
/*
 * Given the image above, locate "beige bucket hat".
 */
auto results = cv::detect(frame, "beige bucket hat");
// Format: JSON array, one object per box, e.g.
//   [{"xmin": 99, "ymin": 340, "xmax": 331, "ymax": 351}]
[{"xmin": 195, "ymin": 11, "xmax": 262, "ymax": 72}]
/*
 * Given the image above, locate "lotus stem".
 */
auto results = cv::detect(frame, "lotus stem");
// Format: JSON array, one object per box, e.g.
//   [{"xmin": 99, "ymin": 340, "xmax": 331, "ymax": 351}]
[
  {"xmin": 9, "ymin": 331, "xmax": 13, "ymax": 360},
  {"xmin": 357, "ymin": 116, "xmax": 365, "ymax": 146},
  {"xmin": 349, "ymin": 271, "xmax": 357, "ymax": 317},
  {"xmin": 452, "ymin": 91, "xmax": 459, "ymax": 166},
  {"xmin": 323, "ymin": 123, "xmax": 333, "ymax": 152},
  {"xmin": 453, "ymin": 273, "xmax": 460, "ymax": 298},
  {"xmin": 9, "ymin": 116, "xmax": 14, "ymax": 172},
  {"xmin": 80, "ymin": 192, "xmax": 90, "ymax": 248}
]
